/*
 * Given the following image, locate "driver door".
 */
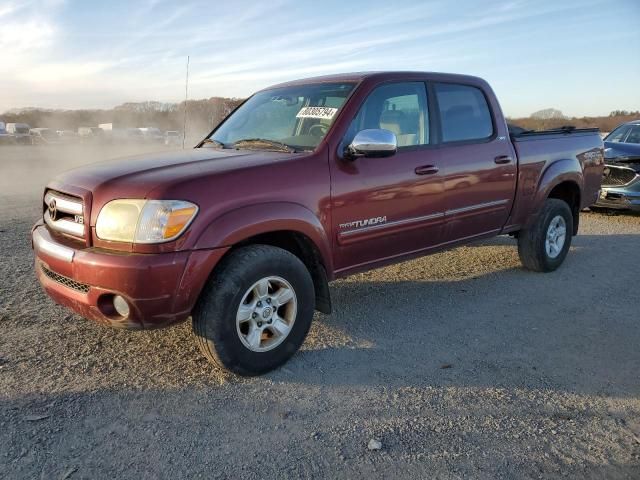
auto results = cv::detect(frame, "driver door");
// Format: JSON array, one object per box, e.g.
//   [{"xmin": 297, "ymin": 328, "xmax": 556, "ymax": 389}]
[{"xmin": 329, "ymin": 81, "xmax": 446, "ymax": 274}]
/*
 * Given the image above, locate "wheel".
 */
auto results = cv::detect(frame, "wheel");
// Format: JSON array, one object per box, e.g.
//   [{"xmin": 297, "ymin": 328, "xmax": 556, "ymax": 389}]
[
  {"xmin": 517, "ymin": 198, "xmax": 573, "ymax": 272},
  {"xmin": 192, "ymin": 245, "xmax": 315, "ymax": 376}
]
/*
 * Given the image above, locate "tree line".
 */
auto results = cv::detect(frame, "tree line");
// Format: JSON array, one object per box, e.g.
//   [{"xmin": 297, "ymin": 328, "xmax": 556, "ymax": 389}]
[
  {"xmin": 1, "ymin": 97, "xmax": 244, "ymax": 139},
  {"xmin": 507, "ymin": 112, "xmax": 638, "ymax": 133},
  {"xmin": 3, "ymin": 99, "xmax": 638, "ymax": 136}
]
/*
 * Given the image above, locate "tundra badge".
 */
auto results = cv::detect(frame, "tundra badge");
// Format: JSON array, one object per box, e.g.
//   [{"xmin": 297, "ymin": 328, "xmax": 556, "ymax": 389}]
[{"xmin": 339, "ymin": 216, "xmax": 387, "ymax": 230}]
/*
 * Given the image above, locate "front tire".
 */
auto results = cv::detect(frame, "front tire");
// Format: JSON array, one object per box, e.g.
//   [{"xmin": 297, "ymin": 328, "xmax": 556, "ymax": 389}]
[
  {"xmin": 192, "ymin": 245, "xmax": 315, "ymax": 376},
  {"xmin": 517, "ymin": 198, "xmax": 573, "ymax": 272}
]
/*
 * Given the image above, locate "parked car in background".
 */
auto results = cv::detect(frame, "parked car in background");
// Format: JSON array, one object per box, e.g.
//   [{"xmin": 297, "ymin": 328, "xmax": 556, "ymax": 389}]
[
  {"xmin": 78, "ymin": 127, "xmax": 104, "ymax": 142},
  {"xmin": 57, "ymin": 130, "xmax": 79, "ymax": 142},
  {"xmin": 138, "ymin": 127, "xmax": 164, "ymax": 143},
  {"xmin": 32, "ymin": 71, "xmax": 603, "ymax": 375},
  {"xmin": 165, "ymin": 130, "xmax": 181, "ymax": 146},
  {"xmin": 125, "ymin": 128, "xmax": 145, "ymax": 143},
  {"xmin": 603, "ymin": 120, "xmax": 640, "ymax": 158},
  {"xmin": 30, "ymin": 128, "xmax": 62, "ymax": 145},
  {"xmin": 98, "ymin": 125, "xmax": 126, "ymax": 144},
  {"xmin": 6, "ymin": 123, "xmax": 32, "ymax": 145},
  {"xmin": 594, "ymin": 120, "xmax": 640, "ymax": 211},
  {"xmin": 0, "ymin": 121, "xmax": 16, "ymax": 145}
]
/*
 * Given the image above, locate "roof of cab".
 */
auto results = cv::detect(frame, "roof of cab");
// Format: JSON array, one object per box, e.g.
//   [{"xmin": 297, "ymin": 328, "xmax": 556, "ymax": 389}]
[{"xmin": 263, "ymin": 71, "xmax": 487, "ymax": 90}]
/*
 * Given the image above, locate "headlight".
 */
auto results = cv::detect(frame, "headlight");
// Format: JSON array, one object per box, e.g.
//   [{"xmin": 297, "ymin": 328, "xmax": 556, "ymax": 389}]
[{"xmin": 96, "ymin": 199, "xmax": 198, "ymax": 243}]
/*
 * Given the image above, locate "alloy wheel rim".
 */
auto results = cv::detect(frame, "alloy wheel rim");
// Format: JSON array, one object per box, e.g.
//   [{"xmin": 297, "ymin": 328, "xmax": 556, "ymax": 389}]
[
  {"xmin": 545, "ymin": 215, "xmax": 567, "ymax": 259},
  {"xmin": 236, "ymin": 276, "xmax": 297, "ymax": 352}
]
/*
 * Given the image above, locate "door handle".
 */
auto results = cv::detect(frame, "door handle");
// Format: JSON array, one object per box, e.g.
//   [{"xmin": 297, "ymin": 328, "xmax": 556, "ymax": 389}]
[
  {"xmin": 415, "ymin": 165, "xmax": 439, "ymax": 175},
  {"xmin": 494, "ymin": 155, "xmax": 513, "ymax": 164}
]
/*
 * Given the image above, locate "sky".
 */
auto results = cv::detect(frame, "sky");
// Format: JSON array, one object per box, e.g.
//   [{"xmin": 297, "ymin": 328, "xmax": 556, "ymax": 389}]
[{"xmin": 0, "ymin": 0, "xmax": 638, "ymax": 117}]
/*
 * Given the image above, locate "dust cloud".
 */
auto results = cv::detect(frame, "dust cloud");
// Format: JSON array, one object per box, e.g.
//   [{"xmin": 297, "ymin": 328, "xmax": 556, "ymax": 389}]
[{"xmin": 0, "ymin": 144, "xmax": 184, "ymax": 199}]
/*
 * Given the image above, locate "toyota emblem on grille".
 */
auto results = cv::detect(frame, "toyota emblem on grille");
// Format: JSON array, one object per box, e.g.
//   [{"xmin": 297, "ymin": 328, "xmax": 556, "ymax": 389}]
[{"xmin": 48, "ymin": 199, "xmax": 57, "ymax": 221}]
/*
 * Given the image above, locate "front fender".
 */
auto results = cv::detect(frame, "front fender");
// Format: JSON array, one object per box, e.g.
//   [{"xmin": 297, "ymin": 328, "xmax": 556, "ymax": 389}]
[{"xmin": 193, "ymin": 202, "xmax": 333, "ymax": 273}]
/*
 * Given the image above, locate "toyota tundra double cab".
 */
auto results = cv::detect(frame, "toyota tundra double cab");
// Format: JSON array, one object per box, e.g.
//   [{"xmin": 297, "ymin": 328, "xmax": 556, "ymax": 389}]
[{"xmin": 32, "ymin": 72, "xmax": 604, "ymax": 375}]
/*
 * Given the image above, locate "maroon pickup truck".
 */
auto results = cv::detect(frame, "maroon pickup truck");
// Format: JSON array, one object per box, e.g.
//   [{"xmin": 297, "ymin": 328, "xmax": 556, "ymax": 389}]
[{"xmin": 32, "ymin": 72, "xmax": 604, "ymax": 375}]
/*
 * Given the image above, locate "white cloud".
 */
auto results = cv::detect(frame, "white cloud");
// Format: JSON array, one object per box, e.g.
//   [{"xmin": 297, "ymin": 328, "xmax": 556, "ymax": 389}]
[
  {"xmin": 18, "ymin": 62, "xmax": 114, "ymax": 86},
  {"xmin": 0, "ymin": 18, "xmax": 56, "ymax": 52},
  {"xmin": 0, "ymin": 4, "xmax": 18, "ymax": 18}
]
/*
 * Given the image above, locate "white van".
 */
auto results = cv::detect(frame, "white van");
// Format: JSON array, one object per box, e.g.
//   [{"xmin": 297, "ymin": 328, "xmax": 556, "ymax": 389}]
[
  {"xmin": 0, "ymin": 121, "xmax": 15, "ymax": 144},
  {"xmin": 6, "ymin": 123, "xmax": 32, "ymax": 144}
]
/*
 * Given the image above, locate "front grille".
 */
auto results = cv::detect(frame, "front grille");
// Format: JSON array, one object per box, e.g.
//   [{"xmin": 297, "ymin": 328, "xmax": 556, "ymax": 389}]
[
  {"xmin": 602, "ymin": 166, "xmax": 637, "ymax": 186},
  {"xmin": 40, "ymin": 263, "xmax": 90, "ymax": 293},
  {"xmin": 43, "ymin": 190, "xmax": 85, "ymax": 240}
]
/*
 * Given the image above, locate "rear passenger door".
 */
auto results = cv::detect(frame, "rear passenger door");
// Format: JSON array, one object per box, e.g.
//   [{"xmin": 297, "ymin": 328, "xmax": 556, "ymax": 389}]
[{"xmin": 432, "ymin": 82, "xmax": 517, "ymax": 243}]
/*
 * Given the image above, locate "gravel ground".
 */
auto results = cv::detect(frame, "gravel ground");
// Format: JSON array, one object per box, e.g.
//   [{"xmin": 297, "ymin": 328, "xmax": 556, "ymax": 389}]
[{"xmin": 1, "ymin": 146, "xmax": 639, "ymax": 479}]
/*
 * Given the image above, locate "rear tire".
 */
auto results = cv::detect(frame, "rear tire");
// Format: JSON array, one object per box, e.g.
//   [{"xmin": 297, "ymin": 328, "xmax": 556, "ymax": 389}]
[
  {"xmin": 517, "ymin": 198, "xmax": 573, "ymax": 272},
  {"xmin": 192, "ymin": 245, "xmax": 315, "ymax": 376}
]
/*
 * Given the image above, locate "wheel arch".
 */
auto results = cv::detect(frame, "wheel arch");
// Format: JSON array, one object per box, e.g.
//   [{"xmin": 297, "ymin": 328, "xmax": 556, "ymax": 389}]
[
  {"xmin": 234, "ymin": 230, "xmax": 332, "ymax": 314},
  {"xmin": 193, "ymin": 203, "xmax": 333, "ymax": 314},
  {"xmin": 534, "ymin": 159, "xmax": 583, "ymax": 235},
  {"xmin": 547, "ymin": 180, "xmax": 581, "ymax": 235}
]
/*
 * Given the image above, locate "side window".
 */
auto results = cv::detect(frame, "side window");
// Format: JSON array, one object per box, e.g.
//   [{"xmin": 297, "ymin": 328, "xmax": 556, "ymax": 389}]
[
  {"xmin": 434, "ymin": 83, "xmax": 493, "ymax": 142},
  {"xmin": 605, "ymin": 125, "xmax": 630, "ymax": 143},
  {"xmin": 626, "ymin": 125, "xmax": 640, "ymax": 144},
  {"xmin": 347, "ymin": 82, "xmax": 429, "ymax": 148}
]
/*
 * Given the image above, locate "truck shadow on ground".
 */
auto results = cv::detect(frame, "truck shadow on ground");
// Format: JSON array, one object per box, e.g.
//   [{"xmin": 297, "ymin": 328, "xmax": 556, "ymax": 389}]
[
  {"xmin": 2, "ymin": 233, "xmax": 638, "ymax": 397},
  {"xmin": 273, "ymin": 233, "xmax": 640, "ymax": 396}
]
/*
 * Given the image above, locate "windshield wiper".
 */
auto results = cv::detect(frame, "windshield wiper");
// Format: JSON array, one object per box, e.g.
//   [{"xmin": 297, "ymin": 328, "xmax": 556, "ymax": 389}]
[
  {"xmin": 233, "ymin": 138, "xmax": 296, "ymax": 153},
  {"xmin": 201, "ymin": 138, "xmax": 226, "ymax": 148}
]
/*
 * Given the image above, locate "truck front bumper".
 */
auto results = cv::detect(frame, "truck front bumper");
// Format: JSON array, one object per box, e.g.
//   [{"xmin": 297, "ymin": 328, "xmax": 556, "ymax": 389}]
[{"xmin": 32, "ymin": 225, "xmax": 228, "ymax": 329}]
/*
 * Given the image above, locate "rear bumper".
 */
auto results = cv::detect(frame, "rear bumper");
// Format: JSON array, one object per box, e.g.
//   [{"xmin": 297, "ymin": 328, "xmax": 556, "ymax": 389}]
[{"xmin": 32, "ymin": 225, "xmax": 228, "ymax": 329}]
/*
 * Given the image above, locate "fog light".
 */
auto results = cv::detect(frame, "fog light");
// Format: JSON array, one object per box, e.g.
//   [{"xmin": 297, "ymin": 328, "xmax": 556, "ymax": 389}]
[{"xmin": 113, "ymin": 295, "xmax": 130, "ymax": 317}]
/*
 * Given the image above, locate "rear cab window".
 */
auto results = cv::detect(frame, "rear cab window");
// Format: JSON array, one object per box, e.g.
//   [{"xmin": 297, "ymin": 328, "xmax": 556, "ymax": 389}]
[{"xmin": 434, "ymin": 83, "xmax": 493, "ymax": 143}]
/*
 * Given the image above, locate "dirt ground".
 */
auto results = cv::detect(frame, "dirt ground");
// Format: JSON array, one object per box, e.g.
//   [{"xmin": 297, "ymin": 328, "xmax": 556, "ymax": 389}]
[{"xmin": 1, "ymin": 146, "xmax": 639, "ymax": 479}]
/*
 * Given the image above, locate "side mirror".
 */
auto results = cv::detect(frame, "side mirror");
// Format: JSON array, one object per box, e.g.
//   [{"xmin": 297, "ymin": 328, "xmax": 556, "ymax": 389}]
[{"xmin": 345, "ymin": 129, "xmax": 397, "ymax": 160}]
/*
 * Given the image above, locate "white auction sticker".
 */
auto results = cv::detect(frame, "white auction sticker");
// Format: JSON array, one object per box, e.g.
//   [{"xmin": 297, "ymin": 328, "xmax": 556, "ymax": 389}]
[{"xmin": 296, "ymin": 107, "xmax": 338, "ymax": 119}]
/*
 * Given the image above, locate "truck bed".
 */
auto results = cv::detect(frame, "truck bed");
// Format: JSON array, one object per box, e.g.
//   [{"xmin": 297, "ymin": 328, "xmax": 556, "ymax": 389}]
[{"xmin": 503, "ymin": 127, "xmax": 604, "ymax": 232}]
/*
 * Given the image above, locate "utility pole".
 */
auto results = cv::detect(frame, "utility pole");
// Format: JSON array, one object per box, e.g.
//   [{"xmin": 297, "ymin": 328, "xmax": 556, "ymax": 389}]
[{"xmin": 182, "ymin": 55, "xmax": 190, "ymax": 149}]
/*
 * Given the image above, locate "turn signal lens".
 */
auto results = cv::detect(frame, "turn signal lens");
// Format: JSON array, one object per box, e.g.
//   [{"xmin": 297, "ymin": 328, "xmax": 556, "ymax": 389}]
[
  {"xmin": 164, "ymin": 207, "xmax": 198, "ymax": 239},
  {"xmin": 135, "ymin": 200, "xmax": 198, "ymax": 243}
]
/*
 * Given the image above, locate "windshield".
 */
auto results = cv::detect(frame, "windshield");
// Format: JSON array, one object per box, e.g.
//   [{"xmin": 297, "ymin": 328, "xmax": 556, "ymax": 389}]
[{"xmin": 207, "ymin": 82, "xmax": 355, "ymax": 151}]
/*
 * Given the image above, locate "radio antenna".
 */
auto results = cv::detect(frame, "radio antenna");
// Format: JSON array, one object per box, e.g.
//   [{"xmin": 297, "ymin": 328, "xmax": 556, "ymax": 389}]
[{"xmin": 182, "ymin": 55, "xmax": 190, "ymax": 149}]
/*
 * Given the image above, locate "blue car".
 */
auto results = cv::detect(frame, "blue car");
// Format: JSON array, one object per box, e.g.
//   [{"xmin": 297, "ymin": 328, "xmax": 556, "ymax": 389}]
[{"xmin": 595, "ymin": 120, "xmax": 640, "ymax": 211}]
